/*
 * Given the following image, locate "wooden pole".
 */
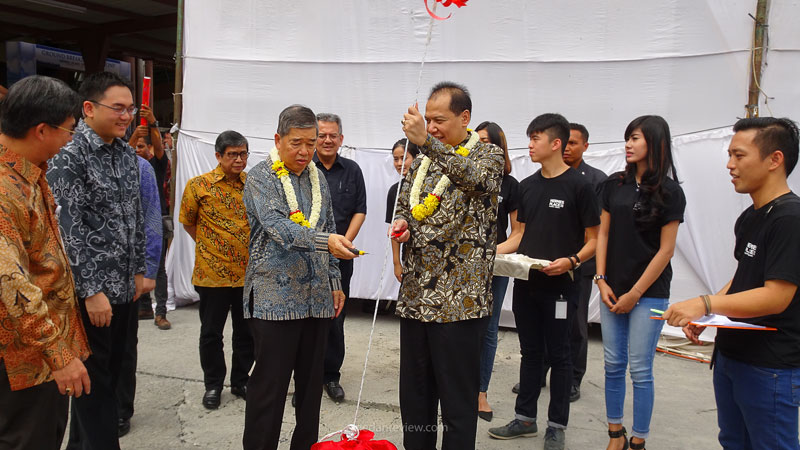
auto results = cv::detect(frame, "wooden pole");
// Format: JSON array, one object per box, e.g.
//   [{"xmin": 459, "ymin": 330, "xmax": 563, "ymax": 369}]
[
  {"xmin": 170, "ymin": 0, "xmax": 184, "ymax": 218},
  {"xmin": 746, "ymin": 0, "xmax": 770, "ymax": 118}
]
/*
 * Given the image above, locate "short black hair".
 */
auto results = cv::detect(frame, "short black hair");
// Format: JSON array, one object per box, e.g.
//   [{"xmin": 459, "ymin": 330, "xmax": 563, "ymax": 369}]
[
  {"xmin": 429, "ymin": 81, "xmax": 472, "ymax": 115},
  {"xmin": 733, "ymin": 117, "xmax": 799, "ymax": 176},
  {"xmin": 526, "ymin": 113, "xmax": 570, "ymax": 153},
  {"xmin": 569, "ymin": 123, "xmax": 589, "ymax": 143},
  {"xmin": 214, "ymin": 130, "xmax": 248, "ymax": 155},
  {"xmin": 0, "ymin": 75, "xmax": 81, "ymax": 139},
  {"xmin": 392, "ymin": 138, "xmax": 419, "ymax": 158},
  {"xmin": 78, "ymin": 71, "xmax": 133, "ymax": 103}
]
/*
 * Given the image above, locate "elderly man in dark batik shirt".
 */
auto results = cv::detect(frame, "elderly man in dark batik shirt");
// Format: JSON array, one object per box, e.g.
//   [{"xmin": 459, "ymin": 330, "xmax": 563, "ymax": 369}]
[
  {"xmin": 391, "ymin": 82, "xmax": 504, "ymax": 450},
  {"xmin": 47, "ymin": 72, "xmax": 147, "ymax": 450}
]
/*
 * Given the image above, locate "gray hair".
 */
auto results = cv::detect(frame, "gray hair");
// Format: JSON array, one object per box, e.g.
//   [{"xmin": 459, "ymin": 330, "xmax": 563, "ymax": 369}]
[
  {"xmin": 315, "ymin": 112, "xmax": 342, "ymax": 134},
  {"xmin": 277, "ymin": 104, "xmax": 318, "ymax": 137}
]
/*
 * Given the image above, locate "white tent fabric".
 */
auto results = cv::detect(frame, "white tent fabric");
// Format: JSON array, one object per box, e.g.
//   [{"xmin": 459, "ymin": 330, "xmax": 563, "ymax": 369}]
[{"xmin": 169, "ymin": 0, "xmax": 800, "ymax": 339}]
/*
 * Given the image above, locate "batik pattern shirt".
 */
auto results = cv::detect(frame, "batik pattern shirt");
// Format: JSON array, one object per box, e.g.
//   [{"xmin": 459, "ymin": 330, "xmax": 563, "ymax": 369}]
[
  {"xmin": 394, "ymin": 132, "xmax": 504, "ymax": 323},
  {"xmin": 243, "ymin": 159, "xmax": 341, "ymax": 321},
  {"xmin": 179, "ymin": 166, "xmax": 249, "ymax": 287},
  {"xmin": 47, "ymin": 120, "xmax": 146, "ymax": 304},
  {"xmin": 0, "ymin": 145, "xmax": 90, "ymax": 391},
  {"xmin": 138, "ymin": 156, "xmax": 162, "ymax": 279}
]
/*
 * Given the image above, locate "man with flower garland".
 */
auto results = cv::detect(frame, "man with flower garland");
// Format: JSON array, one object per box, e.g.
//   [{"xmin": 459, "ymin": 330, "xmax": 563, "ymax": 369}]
[
  {"xmin": 179, "ymin": 130, "xmax": 254, "ymax": 410},
  {"xmin": 241, "ymin": 104, "xmax": 358, "ymax": 450},
  {"xmin": 391, "ymin": 81, "xmax": 504, "ymax": 450}
]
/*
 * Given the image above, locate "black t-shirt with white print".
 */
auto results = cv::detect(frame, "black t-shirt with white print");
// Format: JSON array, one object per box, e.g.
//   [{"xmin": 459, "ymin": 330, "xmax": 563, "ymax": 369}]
[
  {"xmin": 600, "ymin": 172, "xmax": 686, "ymax": 299},
  {"xmin": 517, "ymin": 168, "xmax": 600, "ymax": 292},
  {"xmin": 716, "ymin": 192, "xmax": 800, "ymax": 368}
]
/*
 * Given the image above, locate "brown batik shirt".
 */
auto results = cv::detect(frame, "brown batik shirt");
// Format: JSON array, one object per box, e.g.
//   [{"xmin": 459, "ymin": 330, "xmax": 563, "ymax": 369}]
[{"xmin": 394, "ymin": 131, "xmax": 504, "ymax": 323}]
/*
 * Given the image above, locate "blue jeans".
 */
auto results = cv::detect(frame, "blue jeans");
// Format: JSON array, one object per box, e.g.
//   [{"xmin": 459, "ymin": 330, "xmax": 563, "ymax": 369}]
[
  {"xmin": 714, "ymin": 351, "xmax": 800, "ymax": 450},
  {"xmin": 601, "ymin": 297, "xmax": 667, "ymax": 439},
  {"xmin": 479, "ymin": 276, "xmax": 509, "ymax": 392}
]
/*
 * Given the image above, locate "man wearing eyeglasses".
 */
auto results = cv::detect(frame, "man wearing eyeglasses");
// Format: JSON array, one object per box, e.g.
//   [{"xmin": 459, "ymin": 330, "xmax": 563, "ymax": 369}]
[
  {"xmin": 179, "ymin": 130, "xmax": 254, "ymax": 410},
  {"xmin": 312, "ymin": 113, "xmax": 367, "ymax": 403},
  {"xmin": 47, "ymin": 71, "xmax": 148, "ymax": 450}
]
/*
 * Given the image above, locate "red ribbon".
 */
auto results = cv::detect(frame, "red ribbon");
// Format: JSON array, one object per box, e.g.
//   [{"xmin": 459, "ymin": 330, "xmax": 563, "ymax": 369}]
[
  {"xmin": 424, "ymin": 0, "xmax": 468, "ymax": 20},
  {"xmin": 311, "ymin": 430, "xmax": 397, "ymax": 450}
]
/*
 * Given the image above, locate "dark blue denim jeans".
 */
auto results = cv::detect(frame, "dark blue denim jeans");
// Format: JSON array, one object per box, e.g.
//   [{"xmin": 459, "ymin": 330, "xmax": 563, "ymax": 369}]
[
  {"xmin": 714, "ymin": 351, "xmax": 800, "ymax": 450},
  {"xmin": 479, "ymin": 276, "xmax": 509, "ymax": 392}
]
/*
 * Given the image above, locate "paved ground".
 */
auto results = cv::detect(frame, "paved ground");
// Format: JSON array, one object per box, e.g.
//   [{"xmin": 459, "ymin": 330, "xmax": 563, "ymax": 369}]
[{"xmin": 73, "ymin": 300, "xmax": 723, "ymax": 449}]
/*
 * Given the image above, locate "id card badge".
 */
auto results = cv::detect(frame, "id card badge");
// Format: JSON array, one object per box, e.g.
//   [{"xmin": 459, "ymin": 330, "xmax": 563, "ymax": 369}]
[{"xmin": 555, "ymin": 296, "xmax": 567, "ymax": 320}]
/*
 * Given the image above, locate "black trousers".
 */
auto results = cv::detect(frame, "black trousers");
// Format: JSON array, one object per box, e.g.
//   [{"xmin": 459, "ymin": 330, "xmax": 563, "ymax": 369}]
[
  {"xmin": 570, "ymin": 274, "xmax": 592, "ymax": 386},
  {"xmin": 399, "ymin": 316, "xmax": 487, "ymax": 450},
  {"xmin": 195, "ymin": 286, "xmax": 254, "ymax": 390},
  {"xmin": 243, "ymin": 317, "xmax": 330, "ymax": 450},
  {"xmin": 117, "ymin": 297, "xmax": 140, "ymax": 421},
  {"xmin": 67, "ymin": 300, "xmax": 135, "ymax": 450},
  {"xmin": 0, "ymin": 361, "xmax": 68, "ymax": 450},
  {"xmin": 324, "ymin": 259, "xmax": 352, "ymax": 384},
  {"xmin": 512, "ymin": 280, "xmax": 576, "ymax": 428}
]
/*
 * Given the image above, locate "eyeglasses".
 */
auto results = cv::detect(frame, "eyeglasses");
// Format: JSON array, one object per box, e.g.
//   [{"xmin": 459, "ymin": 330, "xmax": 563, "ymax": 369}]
[
  {"xmin": 50, "ymin": 124, "xmax": 76, "ymax": 135},
  {"xmin": 90, "ymin": 101, "xmax": 138, "ymax": 117},
  {"xmin": 224, "ymin": 151, "xmax": 249, "ymax": 161},
  {"xmin": 317, "ymin": 134, "xmax": 340, "ymax": 141}
]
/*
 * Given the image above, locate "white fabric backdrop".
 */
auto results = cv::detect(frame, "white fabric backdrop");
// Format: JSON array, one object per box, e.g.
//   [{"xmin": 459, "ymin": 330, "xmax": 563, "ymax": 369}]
[{"xmin": 169, "ymin": 0, "xmax": 800, "ymax": 338}]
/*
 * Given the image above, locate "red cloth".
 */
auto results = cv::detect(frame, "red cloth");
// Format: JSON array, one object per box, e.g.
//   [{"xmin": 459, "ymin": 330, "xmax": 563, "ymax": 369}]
[{"xmin": 311, "ymin": 430, "xmax": 397, "ymax": 450}]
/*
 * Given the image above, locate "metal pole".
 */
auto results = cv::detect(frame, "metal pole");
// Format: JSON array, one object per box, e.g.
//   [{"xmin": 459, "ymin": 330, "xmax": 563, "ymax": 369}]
[{"xmin": 746, "ymin": 0, "xmax": 770, "ymax": 118}]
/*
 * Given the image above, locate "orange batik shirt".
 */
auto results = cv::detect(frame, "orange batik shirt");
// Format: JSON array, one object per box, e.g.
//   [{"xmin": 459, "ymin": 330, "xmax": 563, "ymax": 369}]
[
  {"xmin": 179, "ymin": 166, "xmax": 250, "ymax": 287},
  {"xmin": 0, "ymin": 145, "xmax": 90, "ymax": 391}
]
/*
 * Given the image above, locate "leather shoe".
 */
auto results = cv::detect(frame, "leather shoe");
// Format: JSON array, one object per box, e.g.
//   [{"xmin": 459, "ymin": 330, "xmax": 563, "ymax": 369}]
[
  {"xmin": 202, "ymin": 388, "xmax": 221, "ymax": 409},
  {"xmin": 291, "ymin": 392, "xmax": 296, "ymax": 407},
  {"xmin": 118, "ymin": 418, "xmax": 131, "ymax": 437},
  {"xmin": 324, "ymin": 381, "xmax": 345, "ymax": 402},
  {"xmin": 231, "ymin": 384, "xmax": 247, "ymax": 400},
  {"xmin": 570, "ymin": 384, "xmax": 581, "ymax": 402}
]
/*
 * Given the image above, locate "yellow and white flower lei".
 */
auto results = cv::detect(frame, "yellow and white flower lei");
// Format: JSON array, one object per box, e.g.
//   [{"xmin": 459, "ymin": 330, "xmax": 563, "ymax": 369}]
[
  {"xmin": 409, "ymin": 131, "xmax": 480, "ymax": 221},
  {"xmin": 269, "ymin": 147, "xmax": 321, "ymax": 228}
]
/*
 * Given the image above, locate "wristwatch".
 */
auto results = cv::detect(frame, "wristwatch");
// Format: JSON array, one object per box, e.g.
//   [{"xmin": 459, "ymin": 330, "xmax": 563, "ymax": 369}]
[
  {"xmin": 149, "ymin": 120, "xmax": 159, "ymax": 128},
  {"xmin": 593, "ymin": 274, "xmax": 607, "ymax": 284}
]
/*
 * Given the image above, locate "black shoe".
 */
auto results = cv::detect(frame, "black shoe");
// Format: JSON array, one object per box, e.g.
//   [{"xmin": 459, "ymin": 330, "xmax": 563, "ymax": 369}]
[
  {"xmin": 118, "ymin": 418, "xmax": 131, "ymax": 437},
  {"xmin": 478, "ymin": 410, "xmax": 493, "ymax": 422},
  {"xmin": 570, "ymin": 384, "xmax": 581, "ymax": 402},
  {"xmin": 324, "ymin": 381, "xmax": 345, "ymax": 402},
  {"xmin": 231, "ymin": 385, "xmax": 247, "ymax": 400},
  {"xmin": 291, "ymin": 392, "xmax": 296, "ymax": 408},
  {"xmin": 202, "ymin": 388, "xmax": 221, "ymax": 409},
  {"xmin": 512, "ymin": 382, "xmax": 520, "ymax": 394}
]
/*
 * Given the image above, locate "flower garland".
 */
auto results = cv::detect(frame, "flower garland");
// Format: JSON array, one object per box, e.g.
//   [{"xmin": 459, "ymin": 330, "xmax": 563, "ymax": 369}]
[
  {"xmin": 409, "ymin": 131, "xmax": 480, "ymax": 221},
  {"xmin": 269, "ymin": 147, "xmax": 322, "ymax": 228}
]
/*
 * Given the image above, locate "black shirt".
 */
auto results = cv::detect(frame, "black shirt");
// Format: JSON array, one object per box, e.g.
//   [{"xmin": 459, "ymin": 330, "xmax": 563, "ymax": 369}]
[
  {"xmin": 148, "ymin": 153, "xmax": 170, "ymax": 215},
  {"xmin": 716, "ymin": 192, "xmax": 800, "ymax": 368},
  {"xmin": 313, "ymin": 154, "xmax": 367, "ymax": 235},
  {"xmin": 600, "ymin": 172, "xmax": 685, "ymax": 299},
  {"xmin": 575, "ymin": 160, "xmax": 606, "ymax": 275},
  {"xmin": 497, "ymin": 175, "xmax": 520, "ymax": 244},
  {"xmin": 386, "ymin": 180, "xmax": 404, "ymax": 224},
  {"xmin": 517, "ymin": 168, "xmax": 600, "ymax": 292}
]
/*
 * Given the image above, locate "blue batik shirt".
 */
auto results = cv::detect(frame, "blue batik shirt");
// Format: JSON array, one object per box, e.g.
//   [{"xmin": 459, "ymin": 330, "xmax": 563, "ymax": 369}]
[
  {"xmin": 242, "ymin": 158, "xmax": 342, "ymax": 321},
  {"xmin": 138, "ymin": 156, "xmax": 163, "ymax": 279},
  {"xmin": 47, "ymin": 120, "xmax": 146, "ymax": 304}
]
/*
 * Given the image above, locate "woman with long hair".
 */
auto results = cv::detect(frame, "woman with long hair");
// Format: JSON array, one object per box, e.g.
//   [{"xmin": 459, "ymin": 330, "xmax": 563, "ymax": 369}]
[
  {"xmin": 474, "ymin": 121, "xmax": 523, "ymax": 421},
  {"xmin": 596, "ymin": 115, "xmax": 686, "ymax": 450}
]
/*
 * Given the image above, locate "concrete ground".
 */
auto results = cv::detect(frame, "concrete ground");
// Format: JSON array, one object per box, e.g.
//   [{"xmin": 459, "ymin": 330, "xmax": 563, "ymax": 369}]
[{"xmin": 81, "ymin": 300, "xmax": 722, "ymax": 449}]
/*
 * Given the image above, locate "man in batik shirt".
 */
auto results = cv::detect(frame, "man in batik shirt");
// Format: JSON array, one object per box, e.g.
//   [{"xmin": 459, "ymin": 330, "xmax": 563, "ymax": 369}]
[
  {"xmin": 48, "ymin": 71, "xmax": 146, "ymax": 450},
  {"xmin": 0, "ymin": 75, "xmax": 91, "ymax": 450},
  {"xmin": 391, "ymin": 81, "xmax": 504, "ymax": 450}
]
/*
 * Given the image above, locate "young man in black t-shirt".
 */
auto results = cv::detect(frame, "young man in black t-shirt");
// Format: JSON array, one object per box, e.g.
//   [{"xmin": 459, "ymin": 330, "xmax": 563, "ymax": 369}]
[
  {"xmin": 488, "ymin": 113, "xmax": 600, "ymax": 450},
  {"xmin": 665, "ymin": 117, "xmax": 800, "ymax": 449}
]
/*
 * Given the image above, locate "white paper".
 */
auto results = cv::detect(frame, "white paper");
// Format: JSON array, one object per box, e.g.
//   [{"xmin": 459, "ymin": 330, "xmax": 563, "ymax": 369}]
[
  {"xmin": 492, "ymin": 253, "xmax": 551, "ymax": 280},
  {"xmin": 691, "ymin": 314, "xmax": 775, "ymax": 330}
]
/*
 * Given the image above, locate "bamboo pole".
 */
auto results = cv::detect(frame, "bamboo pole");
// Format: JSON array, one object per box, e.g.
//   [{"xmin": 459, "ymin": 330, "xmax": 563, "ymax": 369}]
[{"xmin": 746, "ymin": 0, "xmax": 770, "ymax": 118}]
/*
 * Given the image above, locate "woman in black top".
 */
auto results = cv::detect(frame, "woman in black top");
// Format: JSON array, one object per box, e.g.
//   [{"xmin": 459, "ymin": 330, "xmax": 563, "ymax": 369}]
[
  {"xmin": 596, "ymin": 116, "xmax": 686, "ymax": 450},
  {"xmin": 474, "ymin": 121, "xmax": 522, "ymax": 422},
  {"xmin": 385, "ymin": 138, "xmax": 419, "ymax": 280}
]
